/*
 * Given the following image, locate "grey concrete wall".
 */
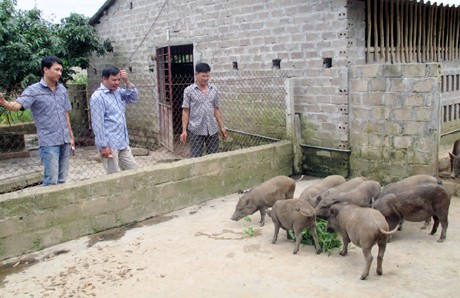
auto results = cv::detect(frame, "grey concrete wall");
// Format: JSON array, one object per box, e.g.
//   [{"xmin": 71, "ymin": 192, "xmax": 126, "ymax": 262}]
[
  {"xmin": 88, "ymin": 0, "xmax": 360, "ymax": 159},
  {"xmin": 0, "ymin": 141, "xmax": 293, "ymax": 261},
  {"xmin": 349, "ymin": 64, "xmax": 441, "ymax": 184},
  {"xmin": 87, "ymin": 0, "xmax": 458, "ymax": 181}
]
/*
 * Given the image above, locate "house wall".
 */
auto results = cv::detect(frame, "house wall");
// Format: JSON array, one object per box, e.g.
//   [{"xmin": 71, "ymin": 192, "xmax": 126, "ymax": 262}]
[
  {"xmin": 0, "ymin": 141, "xmax": 293, "ymax": 261},
  {"xmin": 88, "ymin": 0, "xmax": 458, "ymax": 180},
  {"xmin": 88, "ymin": 0, "xmax": 359, "ymax": 158}
]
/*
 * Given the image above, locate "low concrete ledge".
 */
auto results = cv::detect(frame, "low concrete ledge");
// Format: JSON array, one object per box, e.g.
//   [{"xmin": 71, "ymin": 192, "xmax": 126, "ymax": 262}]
[
  {"xmin": 0, "ymin": 122, "xmax": 36, "ymax": 135},
  {"xmin": 0, "ymin": 171, "xmax": 43, "ymax": 194},
  {"xmin": 0, "ymin": 141, "xmax": 293, "ymax": 261}
]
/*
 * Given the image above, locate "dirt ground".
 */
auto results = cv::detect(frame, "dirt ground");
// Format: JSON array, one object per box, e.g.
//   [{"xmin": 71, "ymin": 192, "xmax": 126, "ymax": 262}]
[{"xmin": 0, "ymin": 177, "xmax": 459, "ymax": 298}]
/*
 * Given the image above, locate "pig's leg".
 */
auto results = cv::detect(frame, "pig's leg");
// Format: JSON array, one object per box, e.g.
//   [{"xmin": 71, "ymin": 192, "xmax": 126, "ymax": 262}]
[
  {"xmin": 272, "ymin": 221, "xmax": 281, "ymax": 244},
  {"xmin": 360, "ymin": 248, "xmax": 373, "ymax": 280},
  {"xmin": 308, "ymin": 222, "xmax": 322, "ymax": 254},
  {"xmin": 376, "ymin": 241, "xmax": 386, "ymax": 276},
  {"xmin": 259, "ymin": 208, "xmax": 267, "ymax": 226},
  {"xmin": 437, "ymin": 215, "xmax": 448, "ymax": 242},
  {"xmin": 340, "ymin": 233, "xmax": 350, "ymax": 256},
  {"xmin": 429, "ymin": 215, "xmax": 439, "ymax": 235},
  {"xmin": 421, "ymin": 218, "xmax": 431, "ymax": 230},
  {"xmin": 293, "ymin": 226, "xmax": 302, "ymax": 254}
]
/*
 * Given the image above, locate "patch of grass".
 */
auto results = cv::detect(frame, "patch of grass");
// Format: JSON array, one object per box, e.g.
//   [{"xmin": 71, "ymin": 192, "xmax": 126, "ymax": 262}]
[{"xmin": 288, "ymin": 218, "xmax": 341, "ymax": 255}]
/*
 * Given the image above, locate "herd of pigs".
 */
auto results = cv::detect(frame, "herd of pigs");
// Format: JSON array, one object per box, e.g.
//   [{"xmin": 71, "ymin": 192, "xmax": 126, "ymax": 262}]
[{"xmin": 230, "ymin": 174, "xmax": 451, "ymax": 280}]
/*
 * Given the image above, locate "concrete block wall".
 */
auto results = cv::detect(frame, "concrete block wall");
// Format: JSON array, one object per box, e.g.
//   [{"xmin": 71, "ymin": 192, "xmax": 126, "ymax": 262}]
[
  {"xmin": 88, "ymin": 0, "xmax": 363, "ymax": 156},
  {"xmin": 349, "ymin": 64, "xmax": 441, "ymax": 184},
  {"xmin": 0, "ymin": 141, "xmax": 293, "ymax": 261}
]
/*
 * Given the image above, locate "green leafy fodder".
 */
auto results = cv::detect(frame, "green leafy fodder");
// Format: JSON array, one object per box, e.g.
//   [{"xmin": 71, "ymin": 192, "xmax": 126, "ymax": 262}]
[
  {"xmin": 288, "ymin": 218, "xmax": 341, "ymax": 255},
  {"xmin": 241, "ymin": 216, "xmax": 256, "ymax": 236}
]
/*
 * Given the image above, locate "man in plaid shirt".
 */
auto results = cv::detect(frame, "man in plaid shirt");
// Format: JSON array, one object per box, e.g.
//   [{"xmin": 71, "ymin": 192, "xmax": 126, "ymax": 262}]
[{"xmin": 180, "ymin": 63, "xmax": 228, "ymax": 157}]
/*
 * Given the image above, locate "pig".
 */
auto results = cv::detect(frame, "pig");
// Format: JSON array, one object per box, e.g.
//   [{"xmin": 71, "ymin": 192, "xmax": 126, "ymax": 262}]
[
  {"xmin": 449, "ymin": 138, "xmax": 460, "ymax": 178},
  {"xmin": 376, "ymin": 174, "xmax": 441, "ymax": 230},
  {"xmin": 299, "ymin": 175, "xmax": 346, "ymax": 208},
  {"xmin": 378, "ymin": 174, "xmax": 440, "ymax": 199},
  {"xmin": 372, "ymin": 183, "xmax": 451, "ymax": 242},
  {"xmin": 315, "ymin": 180, "xmax": 381, "ymax": 219},
  {"xmin": 266, "ymin": 198, "xmax": 322, "ymax": 254},
  {"xmin": 231, "ymin": 175, "xmax": 295, "ymax": 226},
  {"xmin": 327, "ymin": 203, "xmax": 399, "ymax": 280},
  {"xmin": 314, "ymin": 176, "xmax": 368, "ymax": 207}
]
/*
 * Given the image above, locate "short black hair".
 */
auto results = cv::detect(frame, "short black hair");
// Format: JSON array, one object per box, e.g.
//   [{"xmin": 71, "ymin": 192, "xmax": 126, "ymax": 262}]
[
  {"xmin": 102, "ymin": 65, "xmax": 120, "ymax": 79},
  {"xmin": 41, "ymin": 56, "xmax": 62, "ymax": 70},
  {"xmin": 195, "ymin": 62, "xmax": 211, "ymax": 73}
]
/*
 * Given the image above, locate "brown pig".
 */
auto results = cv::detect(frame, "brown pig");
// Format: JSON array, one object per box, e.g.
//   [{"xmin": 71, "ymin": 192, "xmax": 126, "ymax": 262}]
[
  {"xmin": 299, "ymin": 175, "xmax": 346, "ymax": 208},
  {"xmin": 231, "ymin": 175, "xmax": 295, "ymax": 226},
  {"xmin": 315, "ymin": 180, "xmax": 381, "ymax": 218},
  {"xmin": 267, "ymin": 198, "xmax": 322, "ymax": 254},
  {"xmin": 376, "ymin": 174, "xmax": 441, "ymax": 230},
  {"xmin": 449, "ymin": 138, "xmax": 460, "ymax": 178},
  {"xmin": 314, "ymin": 176, "xmax": 367, "ymax": 207},
  {"xmin": 372, "ymin": 183, "xmax": 451, "ymax": 242},
  {"xmin": 378, "ymin": 174, "xmax": 440, "ymax": 199},
  {"xmin": 327, "ymin": 203, "xmax": 399, "ymax": 280}
]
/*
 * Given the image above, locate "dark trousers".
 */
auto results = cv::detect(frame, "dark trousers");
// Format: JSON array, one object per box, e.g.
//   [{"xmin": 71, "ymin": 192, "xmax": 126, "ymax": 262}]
[{"xmin": 189, "ymin": 132, "xmax": 219, "ymax": 157}]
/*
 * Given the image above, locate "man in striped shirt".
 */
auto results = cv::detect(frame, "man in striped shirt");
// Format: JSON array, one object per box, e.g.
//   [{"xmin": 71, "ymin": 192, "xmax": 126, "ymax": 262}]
[
  {"xmin": 180, "ymin": 63, "xmax": 228, "ymax": 157},
  {"xmin": 90, "ymin": 65, "xmax": 139, "ymax": 174}
]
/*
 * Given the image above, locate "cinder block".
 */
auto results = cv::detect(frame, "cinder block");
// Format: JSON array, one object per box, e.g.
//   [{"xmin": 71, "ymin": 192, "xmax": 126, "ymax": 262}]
[
  {"xmin": 402, "ymin": 64, "xmax": 426, "ymax": 77},
  {"xmin": 393, "ymin": 136, "xmax": 413, "ymax": 149},
  {"xmin": 351, "ymin": 79, "xmax": 368, "ymax": 92},
  {"xmin": 361, "ymin": 65, "xmax": 382, "ymax": 78},
  {"xmin": 414, "ymin": 79, "xmax": 434, "ymax": 93},
  {"xmin": 369, "ymin": 78, "xmax": 386, "ymax": 92},
  {"xmin": 383, "ymin": 65, "xmax": 402, "ymax": 77}
]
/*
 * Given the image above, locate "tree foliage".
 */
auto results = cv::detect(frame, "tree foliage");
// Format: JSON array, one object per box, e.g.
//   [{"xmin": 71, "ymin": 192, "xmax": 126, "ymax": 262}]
[{"xmin": 0, "ymin": 0, "xmax": 112, "ymax": 92}]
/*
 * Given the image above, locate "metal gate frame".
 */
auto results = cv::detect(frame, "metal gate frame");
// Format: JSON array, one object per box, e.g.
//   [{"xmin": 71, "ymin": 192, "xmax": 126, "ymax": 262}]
[{"xmin": 156, "ymin": 45, "xmax": 194, "ymax": 152}]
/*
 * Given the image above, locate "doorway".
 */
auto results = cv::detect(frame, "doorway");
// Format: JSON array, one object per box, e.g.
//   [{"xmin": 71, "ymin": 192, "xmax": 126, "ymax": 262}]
[{"xmin": 156, "ymin": 44, "xmax": 194, "ymax": 151}]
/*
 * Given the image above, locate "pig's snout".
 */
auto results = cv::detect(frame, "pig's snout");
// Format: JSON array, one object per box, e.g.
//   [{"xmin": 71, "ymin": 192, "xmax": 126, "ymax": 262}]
[{"xmin": 231, "ymin": 213, "xmax": 241, "ymax": 221}]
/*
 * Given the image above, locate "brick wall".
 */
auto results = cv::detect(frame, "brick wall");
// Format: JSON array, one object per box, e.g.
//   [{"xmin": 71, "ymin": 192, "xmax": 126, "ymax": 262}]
[
  {"xmin": 88, "ymin": 0, "xmax": 359, "ymax": 158},
  {"xmin": 349, "ymin": 64, "xmax": 441, "ymax": 184},
  {"xmin": 0, "ymin": 141, "xmax": 293, "ymax": 261}
]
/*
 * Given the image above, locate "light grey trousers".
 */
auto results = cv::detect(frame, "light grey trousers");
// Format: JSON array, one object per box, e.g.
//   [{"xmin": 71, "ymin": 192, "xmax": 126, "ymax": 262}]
[{"xmin": 101, "ymin": 147, "xmax": 139, "ymax": 174}]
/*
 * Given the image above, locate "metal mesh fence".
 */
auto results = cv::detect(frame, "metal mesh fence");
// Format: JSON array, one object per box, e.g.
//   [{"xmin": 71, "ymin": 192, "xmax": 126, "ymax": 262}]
[{"xmin": 0, "ymin": 70, "xmax": 287, "ymax": 193}]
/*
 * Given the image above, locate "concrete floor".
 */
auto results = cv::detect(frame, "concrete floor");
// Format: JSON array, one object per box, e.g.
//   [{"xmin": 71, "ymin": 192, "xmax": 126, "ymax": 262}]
[{"xmin": 0, "ymin": 178, "xmax": 459, "ymax": 298}]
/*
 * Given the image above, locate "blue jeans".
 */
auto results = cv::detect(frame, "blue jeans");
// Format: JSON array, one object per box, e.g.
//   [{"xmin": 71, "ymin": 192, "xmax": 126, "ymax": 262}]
[{"xmin": 39, "ymin": 143, "xmax": 71, "ymax": 186}]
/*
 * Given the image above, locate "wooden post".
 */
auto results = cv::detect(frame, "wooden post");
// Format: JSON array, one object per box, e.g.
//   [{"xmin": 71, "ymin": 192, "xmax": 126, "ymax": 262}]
[
  {"xmin": 374, "ymin": 0, "xmax": 379, "ymax": 62},
  {"xmin": 379, "ymin": 0, "xmax": 385, "ymax": 61},
  {"xmin": 367, "ymin": 0, "xmax": 372, "ymax": 63},
  {"xmin": 396, "ymin": 0, "xmax": 401, "ymax": 63},
  {"xmin": 391, "ymin": 0, "xmax": 395, "ymax": 63}
]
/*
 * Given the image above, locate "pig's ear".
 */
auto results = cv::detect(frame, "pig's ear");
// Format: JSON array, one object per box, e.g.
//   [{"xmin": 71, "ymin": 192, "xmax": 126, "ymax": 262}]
[
  {"xmin": 330, "ymin": 199, "xmax": 341, "ymax": 206},
  {"xmin": 449, "ymin": 152, "xmax": 455, "ymax": 159},
  {"xmin": 329, "ymin": 206, "xmax": 337, "ymax": 217},
  {"xmin": 315, "ymin": 196, "xmax": 321, "ymax": 203}
]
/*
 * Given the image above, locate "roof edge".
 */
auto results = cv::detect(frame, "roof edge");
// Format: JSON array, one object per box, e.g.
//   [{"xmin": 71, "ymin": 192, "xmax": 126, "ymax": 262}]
[{"xmin": 89, "ymin": 0, "xmax": 117, "ymax": 26}]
